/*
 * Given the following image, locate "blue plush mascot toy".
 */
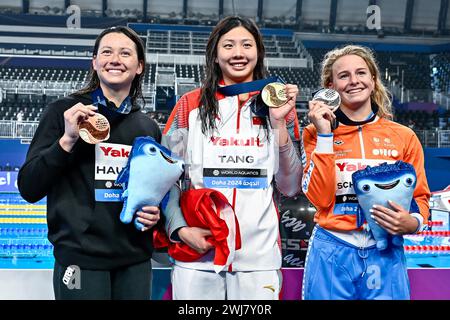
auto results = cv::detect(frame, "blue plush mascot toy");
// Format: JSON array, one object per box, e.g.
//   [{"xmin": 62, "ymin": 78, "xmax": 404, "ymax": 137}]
[
  {"xmin": 352, "ymin": 161, "xmax": 417, "ymax": 250},
  {"xmin": 116, "ymin": 136, "xmax": 184, "ymax": 230}
]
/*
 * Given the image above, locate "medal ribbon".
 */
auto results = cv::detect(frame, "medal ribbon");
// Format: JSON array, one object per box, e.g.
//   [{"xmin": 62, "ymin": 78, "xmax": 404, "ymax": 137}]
[
  {"xmin": 217, "ymin": 76, "xmax": 284, "ymax": 96},
  {"xmin": 91, "ymin": 87, "xmax": 132, "ymax": 114}
]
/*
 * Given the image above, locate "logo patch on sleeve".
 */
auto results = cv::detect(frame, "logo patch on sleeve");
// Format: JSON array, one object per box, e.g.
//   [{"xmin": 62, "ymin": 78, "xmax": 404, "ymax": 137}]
[{"xmin": 252, "ymin": 117, "xmax": 264, "ymax": 125}]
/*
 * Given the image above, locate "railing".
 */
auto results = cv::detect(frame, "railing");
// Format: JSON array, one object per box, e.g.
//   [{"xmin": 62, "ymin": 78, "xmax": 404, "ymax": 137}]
[
  {"xmin": 389, "ymin": 82, "xmax": 449, "ymax": 111},
  {"xmin": 433, "ymin": 92, "xmax": 450, "ymax": 110},
  {"xmin": 297, "ymin": 87, "xmax": 320, "ymax": 102},
  {"xmin": 0, "ymin": 80, "xmax": 156, "ymax": 109},
  {"xmin": 414, "ymin": 130, "xmax": 450, "ymax": 148},
  {"xmin": 0, "ymin": 120, "xmax": 39, "ymax": 139},
  {"xmin": 389, "ymin": 84, "xmax": 434, "ymax": 105},
  {"xmin": 1, "ymin": 120, "xmax": 450, "ymax": 148},
  {"xmin": 0, "ymin": 80, "xmax": 86, "ymax": 96}
]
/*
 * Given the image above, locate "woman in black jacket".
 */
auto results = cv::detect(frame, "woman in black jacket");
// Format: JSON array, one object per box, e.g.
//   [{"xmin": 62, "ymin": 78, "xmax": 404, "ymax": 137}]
[{"xmin": 19, "ymin": 26, "xmax": 161, "ymax": 300}]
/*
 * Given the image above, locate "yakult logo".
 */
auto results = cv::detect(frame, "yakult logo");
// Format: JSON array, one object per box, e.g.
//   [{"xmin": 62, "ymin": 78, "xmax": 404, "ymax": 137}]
[
  {"xmin": 336, "ymin": 162, "xmax": 369, "ymax": 172},
  {"xmin": 211, "ymin": 136, "xmax": 264, "ymax": 147},
  {"xmin": 100, "ymin": 146, "xmax": 130, "ymax": 158}
]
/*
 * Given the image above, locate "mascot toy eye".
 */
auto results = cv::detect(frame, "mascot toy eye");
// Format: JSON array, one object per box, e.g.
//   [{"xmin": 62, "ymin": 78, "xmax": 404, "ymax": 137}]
[
  {"xmin": 404, "ymin": 176, "xmax": 414, "ymax": 187},
  {"xmin": 146, "ymin": 145, "xmax": 157, "ymax": 155}
]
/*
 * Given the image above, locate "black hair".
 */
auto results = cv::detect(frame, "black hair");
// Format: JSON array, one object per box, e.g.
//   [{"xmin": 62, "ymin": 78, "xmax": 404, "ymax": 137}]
[
  {"xmin": 200, "ymin": 16, "xmax": 267, "ymax": 134},
  {"xmin": 76, "ymin": 26, "xmax": 146, "ymax": 106}
]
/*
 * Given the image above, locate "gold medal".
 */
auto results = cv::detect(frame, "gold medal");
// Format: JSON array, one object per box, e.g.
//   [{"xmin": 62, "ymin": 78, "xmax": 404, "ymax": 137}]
[
  {"xmin": 261, "ymin": 82, "xmax": 288, "ymax": 108},
  {"xmin": 78, "ymin": 112, "xmax": 110, "ymax": 144}
]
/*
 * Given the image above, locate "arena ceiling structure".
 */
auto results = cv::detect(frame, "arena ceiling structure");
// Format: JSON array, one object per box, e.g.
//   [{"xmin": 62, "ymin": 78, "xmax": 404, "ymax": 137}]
[{"xmin": 0, "ymin": 0, "xmax": 449, "ymax": 36}]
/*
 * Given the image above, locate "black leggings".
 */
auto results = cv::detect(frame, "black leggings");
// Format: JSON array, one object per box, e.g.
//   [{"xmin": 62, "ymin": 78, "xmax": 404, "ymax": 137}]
[{"xmin": 53, "ymin": 259, "xmax": 152, "ymax": 300}]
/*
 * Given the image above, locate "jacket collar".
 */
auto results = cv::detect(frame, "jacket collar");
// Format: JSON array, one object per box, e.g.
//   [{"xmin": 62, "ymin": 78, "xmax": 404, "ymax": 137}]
[{"xmin": 335, "ymin": 102, "xmax": 379, "ymax": 127}]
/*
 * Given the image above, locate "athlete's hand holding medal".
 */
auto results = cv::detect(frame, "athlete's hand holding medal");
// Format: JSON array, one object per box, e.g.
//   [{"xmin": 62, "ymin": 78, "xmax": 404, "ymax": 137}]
[
  {"xmin": 217, "ymin": 76, "xmax": 298, "ymax": 149},
  {"xmin": 261, "ymin": 81, "xmax": 299, "ymax": 123},
  {"xmin": 59, "ymin": 102, "xmax": 110, "ymax": 152},
  {"xmin": 308, "ymin": 88, "xmax": 341, "ymax": 134},
  {"xmin": 261, "ymin": 82, "xmax": 289, "ymax": 108},
  {"xmin": 78, "ymin": 110, "xmax": 110, "ymax": 144}
]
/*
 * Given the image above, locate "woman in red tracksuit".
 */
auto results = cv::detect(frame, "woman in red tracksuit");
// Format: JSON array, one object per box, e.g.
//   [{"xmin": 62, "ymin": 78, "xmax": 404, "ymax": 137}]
[{"xmin": 161, "ymin": 16, "xmax": 303, "ymax": 300}]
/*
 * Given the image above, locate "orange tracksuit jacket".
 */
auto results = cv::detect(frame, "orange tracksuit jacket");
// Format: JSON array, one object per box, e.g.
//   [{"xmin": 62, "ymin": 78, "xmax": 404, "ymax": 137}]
[{"xmin": 301, "ymin": 117, "xmax": 430, "ymax": 232}]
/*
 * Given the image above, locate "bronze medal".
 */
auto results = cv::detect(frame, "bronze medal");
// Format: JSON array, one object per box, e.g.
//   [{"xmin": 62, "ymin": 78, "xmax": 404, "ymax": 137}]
[
  {"xmin": 78, "ymin": 112, "xmax": 110, "ymax": 144},
  {"xmin": 261, "ymin": 82, "xmax": 288, "ymax": 108}
]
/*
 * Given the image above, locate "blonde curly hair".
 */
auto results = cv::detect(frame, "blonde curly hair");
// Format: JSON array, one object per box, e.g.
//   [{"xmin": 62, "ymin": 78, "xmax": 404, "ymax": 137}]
[{"xmin": 320, "ymin": 45, "xmax": 393, "ymax": 120}]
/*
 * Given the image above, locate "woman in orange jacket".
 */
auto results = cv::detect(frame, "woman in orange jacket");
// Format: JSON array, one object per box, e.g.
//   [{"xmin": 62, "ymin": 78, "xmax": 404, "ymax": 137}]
[{"xmin": 301, "ymin": 45, "xmax": 430, "ymax": 300}]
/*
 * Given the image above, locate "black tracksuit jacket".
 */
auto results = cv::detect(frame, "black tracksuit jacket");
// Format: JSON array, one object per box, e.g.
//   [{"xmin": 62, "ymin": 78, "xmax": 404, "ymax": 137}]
[{"xmin": 18, "ymin": 92, "xmax": 161, "ymax": 270}]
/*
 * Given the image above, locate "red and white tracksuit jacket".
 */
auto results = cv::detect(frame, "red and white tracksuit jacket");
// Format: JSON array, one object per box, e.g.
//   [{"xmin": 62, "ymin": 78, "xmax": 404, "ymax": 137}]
[
  {"xmin": 163, "ymin": 88, "xmax": 302, "ymax": 271},
  {"xmin": 301, "ymin": 116, "xmax": 430, "ymax": 247}
]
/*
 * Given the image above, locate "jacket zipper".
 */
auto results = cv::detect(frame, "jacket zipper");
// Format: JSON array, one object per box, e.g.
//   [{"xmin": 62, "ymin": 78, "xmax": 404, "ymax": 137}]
[{"xmin": 357, "ymin": 125, "xmax": 369, "ymax": 252}]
